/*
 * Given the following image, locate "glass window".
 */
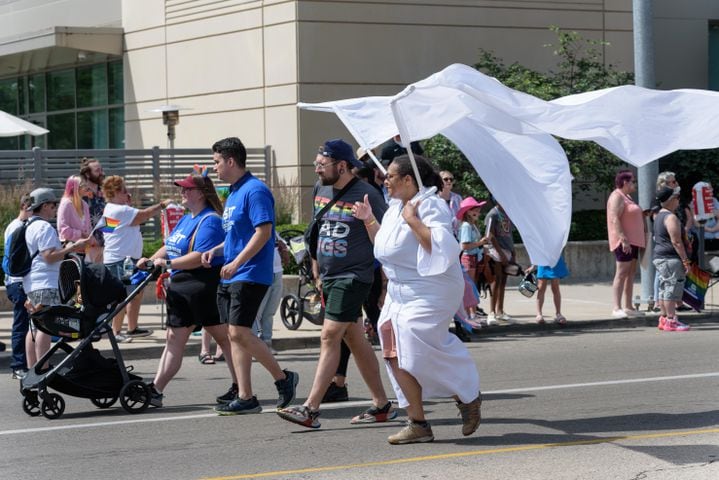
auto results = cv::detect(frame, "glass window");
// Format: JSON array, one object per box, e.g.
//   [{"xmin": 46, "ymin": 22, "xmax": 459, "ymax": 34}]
[
  {"xmin": 109, "ymin": 107, "xmax": 124, "ymax": 148},
  {"xmin": 108, "ymin": 61, "xmax": 123, "ymax": 105},
  {"xmin": 0, "ymin": 136, "xmax": 19, "ymax": 150},
  {"xmin": 47, "ymin": 69, "xmax": 75, "ymax": 111},
  {"xmin": 0, "ymin": 78, "xmax": 18, "ymax": 114},
  {"xmin": 28, "ymin": 74, "xmax": 45, "ymax": 113},
  {"xmin": 47, "ymin": 112, "xmax": 76, "ymax": 149},
  {"xmin": 77, "ymin": 109, "xmax": 108, "ymax": 149},
  {"xmin": 710, "ymin": 23, "xmax": 719, "ymax": 90},
  {"xmin": 77, "ymin": 64, "xmax": 108, "ymax": 108},
  {"xmin": 17, "ymin": 77, "xmax": 26, "ymax": 115}
]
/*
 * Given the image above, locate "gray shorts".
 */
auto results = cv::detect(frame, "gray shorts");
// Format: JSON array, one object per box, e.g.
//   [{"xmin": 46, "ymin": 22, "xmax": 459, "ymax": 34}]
[
  {"xmin": 27, "ymin": 288, "xmax": 61, "ymax": 306},
  {"xmin": 653, "ymin": 258, "xmax": 685, "ymax": 301}
]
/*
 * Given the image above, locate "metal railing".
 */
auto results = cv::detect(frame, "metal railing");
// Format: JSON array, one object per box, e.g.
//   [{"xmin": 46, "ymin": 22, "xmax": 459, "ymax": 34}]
[{"xmin": 0, "ymin": 146, "xmax": 272, "ymax": 238}]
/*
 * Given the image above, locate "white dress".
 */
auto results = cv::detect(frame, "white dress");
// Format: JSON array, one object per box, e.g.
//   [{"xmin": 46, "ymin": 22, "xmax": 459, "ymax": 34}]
[{"xmin": 374, "ymin": 194, "xmax": 481, "ymax": 408}]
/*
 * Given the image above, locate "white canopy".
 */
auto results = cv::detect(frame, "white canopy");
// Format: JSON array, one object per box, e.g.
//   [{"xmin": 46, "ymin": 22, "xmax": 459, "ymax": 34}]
[
  {"xmin": 299, "ymin": 63, "xmax": 719, "ymax": 266},
  {"xmin": 0, "ymin": 110, "xmax": 48, "ymax": 137}
]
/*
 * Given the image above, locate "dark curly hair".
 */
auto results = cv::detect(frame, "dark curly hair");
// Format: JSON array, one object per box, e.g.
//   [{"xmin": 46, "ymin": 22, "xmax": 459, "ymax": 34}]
[{"xmin": 212, "ymin": 137, "xmax": 247, "ymax": 168}]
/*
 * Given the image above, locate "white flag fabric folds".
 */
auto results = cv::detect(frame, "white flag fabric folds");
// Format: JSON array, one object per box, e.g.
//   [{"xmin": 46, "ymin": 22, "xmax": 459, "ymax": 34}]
[{"xmin": 299, "ymin": 63, "xmax": 719, "ymax": 266}]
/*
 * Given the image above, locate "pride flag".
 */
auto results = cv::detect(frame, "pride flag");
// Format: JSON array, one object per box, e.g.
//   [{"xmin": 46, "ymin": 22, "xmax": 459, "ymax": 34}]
[
  {"xmin": 682, "ymin": 264, "xmax": 711, "ymax": 312},
  {"xmin": 93, "ymin": 216, "xmax": 120, "ymax": 234}
]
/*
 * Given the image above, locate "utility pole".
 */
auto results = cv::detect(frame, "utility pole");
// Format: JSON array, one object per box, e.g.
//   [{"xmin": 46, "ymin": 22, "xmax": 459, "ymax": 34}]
[{"xmin": 633, "ymin": 0, "xmax": 657, "ymax": 310}]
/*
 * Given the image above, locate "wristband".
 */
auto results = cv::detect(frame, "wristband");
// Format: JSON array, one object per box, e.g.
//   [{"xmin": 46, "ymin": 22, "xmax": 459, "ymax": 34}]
[{"xmin": 365, "ymin": 218, "xmax": 377, "ymax": 227}]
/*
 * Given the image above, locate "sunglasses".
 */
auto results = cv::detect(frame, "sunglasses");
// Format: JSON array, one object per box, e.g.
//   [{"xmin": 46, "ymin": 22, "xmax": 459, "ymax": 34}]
[{"xmin": 442, "ymin": 177, "xmax": 455, "ymax": 182}]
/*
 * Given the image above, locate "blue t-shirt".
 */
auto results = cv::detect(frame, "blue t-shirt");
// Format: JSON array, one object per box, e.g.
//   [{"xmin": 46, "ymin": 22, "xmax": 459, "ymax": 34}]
[
  {"xmin": 165, "ymin": 207, "xmax": 224, "ymax": 275},
  {"xmin": 459, "ymin": 221, "xmax": 482, "ymax": 257},
  {"xmin": 221, "ymin": 172, "xmax": 275, "ymax": 285}
]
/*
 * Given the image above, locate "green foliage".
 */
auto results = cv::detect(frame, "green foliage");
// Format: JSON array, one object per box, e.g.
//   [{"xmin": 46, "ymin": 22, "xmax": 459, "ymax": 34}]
[
  {"xmin": 276, "ymin": 223, "xmax": 307, "ymax": 275},
  {"xmin": 425, "ymin": 26, "xmax": 636, "ymax": 194},
  {"xmin": 567, "ymin": 209, "xmax": 607, "ymax": 241}
]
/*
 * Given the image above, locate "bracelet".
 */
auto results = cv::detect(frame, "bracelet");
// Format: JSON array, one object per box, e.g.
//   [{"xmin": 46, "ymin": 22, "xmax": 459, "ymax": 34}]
[
  {"xmin": 682, "ymin": 258, "xmax": 691, "ymax": 264},
  {"xmin": 364, "ymin": 218, "xmax": 377, "ymax": 227}
]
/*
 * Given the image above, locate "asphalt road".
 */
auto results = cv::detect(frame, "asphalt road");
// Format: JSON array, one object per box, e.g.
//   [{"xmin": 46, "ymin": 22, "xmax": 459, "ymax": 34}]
[{"xmin": 2, "ymin": 323, "xmax": 718, "ymax": 480}]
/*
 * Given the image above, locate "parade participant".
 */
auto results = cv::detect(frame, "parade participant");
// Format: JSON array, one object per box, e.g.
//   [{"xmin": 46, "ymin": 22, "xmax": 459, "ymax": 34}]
[
  {"xmin": 606, "ymin": 169, "xmax": 646, "ymax": 318},
  {"xmin": 277, "ymin": 139, "xmax": 393, "ymax": 428},
  {"xmin": 202, "ymin": 137, "xmax": 298, "ymax": 415},
  {"xmin": 139, "ymin": 171, "xmax": 238, "ymax": 407},
  {"xmin": 353, "ymin": 154, "xmax": 481, "ymax": 444}
]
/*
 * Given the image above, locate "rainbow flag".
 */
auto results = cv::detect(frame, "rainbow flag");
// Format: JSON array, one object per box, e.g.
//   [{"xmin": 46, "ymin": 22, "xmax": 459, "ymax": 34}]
[
  {"xmin": 682, "ymin": 264, "xmax": 711, "ymax": 312},
  {"xmin": 96, "ymin": 216, "xmax": 120, "ymax": 234}
]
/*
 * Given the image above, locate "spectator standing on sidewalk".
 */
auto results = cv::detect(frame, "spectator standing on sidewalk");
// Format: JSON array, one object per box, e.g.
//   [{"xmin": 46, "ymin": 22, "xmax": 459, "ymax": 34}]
[
  {"xmin": 456, "ymin": 196, "xmax": 489, "ymax": 319},
  {"xmin": 439, "ymin": 170, "xmax": 463, "ymax": 234},
  {"xmin": 606, "ymin": 169, "xmax": 646, "ymax": 319},
  {"xmin": 79, "ymin": 158, "xmax": 106, "ymax": 263},
  {"xmin": 652, "ymin": 186, "xmax": 692, "ymax": 331},
  {"xmin": 57, "ymin": 175, "xmax": 91, "ymax": 250},
  {"xmin": 352, "ymin": 154, "xmax": 481, "ymax": 444},
  {"xmin": 485, "ymin": 197, "xmax": 517, "ymax": 324},
  {"xmin": 3, "ymin": 193, "xmax": 32, "ymax": 378},
  {"xmin": 23, "ymin": 188, "xmax": 88, "ymax": 368},
  {"xmin": 277, "ymin": 139, "xmax": 394, "ymax": 429},
  {"xmin": 102, "ymin": 176, "xmax": 169, "ymax": 342},
  {"xmin": 203, "ymin": 137, "xmax": 298, "ymax": 415},
  {"xmin": 527, "ymin": 254, "xmax": 569, "ymax": 325}
]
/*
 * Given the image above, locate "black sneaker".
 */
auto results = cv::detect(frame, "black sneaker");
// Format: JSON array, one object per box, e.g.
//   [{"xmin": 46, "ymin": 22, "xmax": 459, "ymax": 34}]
[
  {"xmin": 322, "ymin": 381, "xmax": 349, "ymax": 403},
  {"xmin": 126, "ymin": 327, "xmax": 153, "ymax": 337},
  {"xmin": 148, "ymin": 383, "xmax": 164, "ymax": 408},
  {"xmin": 214, "ymin": 396, "xmax": 262, "ymax": 415},
  {"xmin": 216, "ymin": 383, "xmax": 238, "ymax": 404},
  {"xmin": 275, "ymin": 370, "xmax": 299, "ymax": 408}
]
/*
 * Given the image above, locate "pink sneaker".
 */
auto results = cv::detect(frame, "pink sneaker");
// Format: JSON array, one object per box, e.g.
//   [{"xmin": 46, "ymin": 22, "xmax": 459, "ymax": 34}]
[
  {"xmin": 663, "ymin": 318, "xmax": 690, "ymax": 332},
  {"xmin": 657, "ymin": 316, "xmax": 667, "ymax": 330}
]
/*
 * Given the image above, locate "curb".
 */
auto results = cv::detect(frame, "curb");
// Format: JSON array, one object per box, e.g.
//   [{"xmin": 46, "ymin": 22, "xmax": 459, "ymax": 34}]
[{"xmin": 2, "ymin": 313, "xmax": 717, "ymax": 369}]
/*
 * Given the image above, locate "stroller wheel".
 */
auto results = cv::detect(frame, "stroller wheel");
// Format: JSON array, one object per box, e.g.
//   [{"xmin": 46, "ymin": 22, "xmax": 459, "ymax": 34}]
[
  {"xmin": 280, "ymin": 294, "xmax": 303, "ymax": 330},
  {"xmin": 22, "ymin": 394, "xmax": 41, "ymax": 417},
  {"xmin": 41, "ymin": 393, "xmax": 65, "ymax": 420},
  {"xmin": 91, "ymin": 396, "xmax": 118, "ymax": 409},
  {"xmin": 119, "ymin": 380, "xmax": 150, "ymax": 414}
]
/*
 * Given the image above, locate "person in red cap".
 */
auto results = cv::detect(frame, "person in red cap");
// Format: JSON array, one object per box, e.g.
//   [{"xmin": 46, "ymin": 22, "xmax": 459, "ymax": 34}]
[{"xmin": 456, "ymin": 197, "xmax": 489, "ymax": 319}]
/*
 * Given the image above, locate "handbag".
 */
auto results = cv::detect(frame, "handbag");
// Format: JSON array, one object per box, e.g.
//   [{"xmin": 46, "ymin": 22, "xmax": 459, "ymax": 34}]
[{"xmin": 305, "ymin": 178, "xmax": 359, "ymax": 260}]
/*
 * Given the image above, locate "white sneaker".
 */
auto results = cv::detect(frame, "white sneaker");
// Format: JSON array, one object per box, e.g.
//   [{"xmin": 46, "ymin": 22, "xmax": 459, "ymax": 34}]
[
  {"xmin": 486, "ymin": 313, "xmax": 498, "ymax": 325},
  {"xmin": 498, "ymin": 313, "xmax": 517, "ymax": 324},
  {"xmin": 611, "ymin": 309, "xmax": 628, "ymax": 319},
  {"xmin": 114, "ymin": 333, "xmax": 133, "ymax": 343},
  {"xmin": 624, "ymin": 309, "xmax": 645, "ymax": 317}
]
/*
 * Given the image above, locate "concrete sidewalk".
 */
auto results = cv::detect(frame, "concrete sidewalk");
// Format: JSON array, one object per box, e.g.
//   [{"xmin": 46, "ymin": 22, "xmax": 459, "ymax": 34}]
[{"xmin": 1, "ymin": 281, "xmax": 718, "ymax": 367}]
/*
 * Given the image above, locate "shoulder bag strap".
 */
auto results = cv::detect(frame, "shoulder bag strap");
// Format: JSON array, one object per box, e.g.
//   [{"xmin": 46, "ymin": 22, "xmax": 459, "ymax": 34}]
[
  {"xmin": 188, "ymin": 212, "xmax": 221, "ymax": 252},
  {"xmin": 313, "ymin": 177, "xmax": 359, "ymax": 223}
]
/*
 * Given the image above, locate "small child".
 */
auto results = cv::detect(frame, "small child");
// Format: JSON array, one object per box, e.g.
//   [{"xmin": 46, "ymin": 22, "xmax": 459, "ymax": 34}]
[
  {"xmin": 456, "ymin": 197, "xmax": 489, "ymax": 319},
  {"xmin": 528, "ymin": 254, "xmax": 569, "ymax": 325}
]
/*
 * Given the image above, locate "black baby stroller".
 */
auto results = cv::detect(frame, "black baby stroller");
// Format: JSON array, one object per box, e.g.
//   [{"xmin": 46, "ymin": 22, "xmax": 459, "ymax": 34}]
[
  {"xmin": 19, "ymin": 254, "xmax": 160, "ymax": 420},
  {"xmin": 279, "ymin": 230, "xmax": 324, "ymax": 330}
]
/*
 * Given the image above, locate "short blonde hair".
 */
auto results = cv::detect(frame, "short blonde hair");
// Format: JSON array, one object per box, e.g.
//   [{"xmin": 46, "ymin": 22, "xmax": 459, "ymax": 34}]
[{"xmin": 102, "ymin": 175, "xmax": 126, "ymax": 200}]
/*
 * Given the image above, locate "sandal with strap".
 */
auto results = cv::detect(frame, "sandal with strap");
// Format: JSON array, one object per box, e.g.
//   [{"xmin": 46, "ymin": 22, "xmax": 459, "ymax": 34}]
[
  {"xmin": 535, "ymin": 315, "xmax": 545, "ymax": 324},
  {"xmin": 199, "ymin": 353, "xmax": 216, "ymax": 365},
  {"xmin": 554, "ymin": 314, "xmax": 567, "ymax": 325}
]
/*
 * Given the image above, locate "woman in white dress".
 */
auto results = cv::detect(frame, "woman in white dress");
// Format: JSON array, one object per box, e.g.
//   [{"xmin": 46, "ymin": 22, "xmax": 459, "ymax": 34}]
[{"xmin": 352, "ymin": 154, "xmax": 481, "ymax": 445}]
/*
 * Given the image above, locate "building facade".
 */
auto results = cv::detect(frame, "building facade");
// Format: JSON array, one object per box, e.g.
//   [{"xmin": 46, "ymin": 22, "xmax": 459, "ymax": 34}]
[{"xmin": 1, "ymin": 0, "xmax": 718, "ymax": 217}]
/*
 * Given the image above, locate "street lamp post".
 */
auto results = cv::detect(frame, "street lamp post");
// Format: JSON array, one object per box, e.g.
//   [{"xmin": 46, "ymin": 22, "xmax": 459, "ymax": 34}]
[{"xmin": 150, "ymin": 105, "xmax": 183, "ymax": 173}]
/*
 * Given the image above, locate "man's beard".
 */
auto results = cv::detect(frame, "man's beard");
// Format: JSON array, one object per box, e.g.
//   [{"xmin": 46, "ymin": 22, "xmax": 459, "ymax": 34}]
[
  {"xmin": 89, "ymin": 172, "xmax": 104, "ymax": 186},
  {"xmin": 320, "ymin": 171, "xmax": 339, "ymax": 186}
]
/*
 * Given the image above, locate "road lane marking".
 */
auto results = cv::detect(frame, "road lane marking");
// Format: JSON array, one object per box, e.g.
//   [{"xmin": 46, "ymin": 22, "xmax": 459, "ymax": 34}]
[
  {"xmin": 200, "ymin": 427, "xmax": 719, "ymax": 480},
  {"xmin": 3, "ymin": 371, "xmax": 718, "ymax": 436}
]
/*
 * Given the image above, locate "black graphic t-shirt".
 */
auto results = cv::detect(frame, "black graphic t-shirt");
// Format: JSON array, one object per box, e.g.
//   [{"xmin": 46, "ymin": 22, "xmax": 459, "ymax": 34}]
[{"xmin": 311, "ymin": 180, "xmax": 387, "ymax": 283}]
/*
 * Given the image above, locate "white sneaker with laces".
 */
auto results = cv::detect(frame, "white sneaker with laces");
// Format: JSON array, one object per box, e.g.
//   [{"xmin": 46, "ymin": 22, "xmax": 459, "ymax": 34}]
[
  {"xmin": 624, "ymin": 309, "xmax": 645, "ymax": 317},
  {"xmin": 486, "ymin": 313, "xmax": 498, "ymax": 325},
  {"xmin": 611, "ymin": 309, "xmax": 628, "ymax": 319}
]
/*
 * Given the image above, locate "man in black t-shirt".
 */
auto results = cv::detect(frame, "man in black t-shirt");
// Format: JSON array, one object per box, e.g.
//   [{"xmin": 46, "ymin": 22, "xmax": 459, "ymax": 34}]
[{"xmin": 277, "ymin": 139, "xmax": 395, "ymax": 429}]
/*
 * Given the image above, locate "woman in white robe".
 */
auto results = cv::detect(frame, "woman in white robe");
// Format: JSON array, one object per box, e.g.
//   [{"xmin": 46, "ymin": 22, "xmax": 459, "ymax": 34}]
[{"xmin": 352, "ymin": 154, "xmax": 481, "ymax": 445}]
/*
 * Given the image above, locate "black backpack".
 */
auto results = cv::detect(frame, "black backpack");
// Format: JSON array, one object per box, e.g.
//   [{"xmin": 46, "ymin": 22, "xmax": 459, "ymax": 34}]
[{"xmin": 3, "ymin": 217, "xmax": 47, "ymax": 277}]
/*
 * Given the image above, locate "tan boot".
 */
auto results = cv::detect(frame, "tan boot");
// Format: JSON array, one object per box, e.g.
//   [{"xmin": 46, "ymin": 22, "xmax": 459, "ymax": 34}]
[
  {"xmin": 387, "ymin": 420, "xmax": 434, "ymax": 445},
  {"xmin": 456, "ymin": 393, "xmax": 482, "ymax": 436}
]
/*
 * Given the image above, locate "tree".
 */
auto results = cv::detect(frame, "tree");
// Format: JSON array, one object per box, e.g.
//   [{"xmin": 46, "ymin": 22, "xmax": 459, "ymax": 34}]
[{"xmin": 424, "ymin": 26, "xmax": 634, "ymax": 200}]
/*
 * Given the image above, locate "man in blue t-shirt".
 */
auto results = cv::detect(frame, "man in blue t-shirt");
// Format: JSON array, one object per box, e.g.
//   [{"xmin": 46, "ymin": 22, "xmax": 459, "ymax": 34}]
[{"xmin": 201, "ymin": 137, "xmax": 298, "ymax": 415}]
